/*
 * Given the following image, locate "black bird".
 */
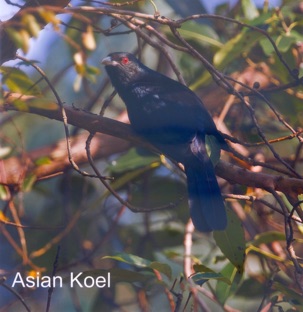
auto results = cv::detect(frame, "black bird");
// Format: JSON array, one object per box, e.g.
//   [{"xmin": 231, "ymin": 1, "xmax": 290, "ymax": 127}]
[{"xmin": 102, "ymin": 52, "xmax": 227, "ymax": 232}]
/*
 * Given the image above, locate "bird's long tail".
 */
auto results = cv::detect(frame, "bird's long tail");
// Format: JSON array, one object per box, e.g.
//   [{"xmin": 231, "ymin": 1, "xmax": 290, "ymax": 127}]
[{"xmin": 184, "ymin": 156, "xmax": 227, "ymax": 232}]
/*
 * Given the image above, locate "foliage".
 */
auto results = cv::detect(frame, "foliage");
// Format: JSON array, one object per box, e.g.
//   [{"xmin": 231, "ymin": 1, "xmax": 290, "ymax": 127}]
[{"xmin": 1, "ymin": 0, "xmax": 303, "ymax": 311}]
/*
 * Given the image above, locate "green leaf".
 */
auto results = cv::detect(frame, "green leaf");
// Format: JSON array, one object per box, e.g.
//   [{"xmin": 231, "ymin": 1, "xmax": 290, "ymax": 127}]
[
  {"xmin": 241, "ymin": 0, "xmax": 259, "ymax": 20},
  {"xmin": 8, "ymin": 97, "xmax": 58, "ymax": 112},
  {"xmin": 247, "ymin": 245, "xmax": 288, "ymax": 262},
  {"xmin": 259, "ymin": 35, "xmax": 278, "ymax": 55},
  {"xmin": 260, "ymin": 34, "xmax": 297, "ymax": 56},
  {"xmin": 37, "ymin": 8, "xmax": 60, "ymax": 27},
  {"xmin": 103, "ymin": 253, "xmax": 172, "ymax": 279},
  {"xmin": 179, "ymin": 22, "xmax": 222, "ymax": 48},
  {"xmin": 150, "ymin": 262, "xmax": 172, "ymax": 279},
  {"xmin": 193, "ymin": 264, "xmax": 216, "ymax": 273},
  {"xmin": 8, "ymin": 98, "xmax": 29, "ymax": 111},
  {"xmin": 190, "ymin": 12, "xmax": 273, "ymax": 90},
  {"xmin": 106, "ymin": 167, "xmax": 152, "ymax": 196},
  {"xmin": 251, "ymin": 231, "xmax": 286, "ymax": 246},
  {"xmin": 22, "ymin": 173, "xmax": 37, "ymax": 192},
  {"xmin": 216, "ymin": 262, "xmax": 243, "ymax": 304},
  {"xmin": 276, "ymin": 34, "xmax": 297, "ymax": 52},
  {"xmin": 108, "ymin": 148, "xmax": 160, "ymax": 174},
  {"xmin": 5, "ymin": 27, "xmax": 30, "ymax": 53},
  {"xmin": 191, "ymin": 272, "xmax": 231, "ymax": 286},
  {"xmin": 213, "ymin": 29, "xmax": 263, "ymax": 70},
  {"xmin": 192, "ymin": 264, "xmax": 231, "ymax": 286},
  {"xmin": 191, "ymin": 264, "xmax": 231, "ymax": 286},
  {"xmin": 22, "ymin": 14, "xmax": 41, "ymax": 37},
  {"xmin": 26, "ymin": 97, "xmax": 58, "ymax": 110},
  {"xmin": 235, "ymin": 278, "xmax": 267, "ymax": 298},
  {"xmin": 84, "ymin": 65, "xmax": 101, "ymax": 83},
  {"xmin": 213, "ymin": 208, "xmax": 246, "ymax": 272},
  {"xmin": 35, "ymin": 156, "xmax": 53, "ymax": 166},
  {"xmin": 103, "ymin": 253, "xmax": 150, "ymax": 266},
  {"xmin": 273, "ymin": 281, "xmax": 303, "ymax": 308},
  {"xmin": 164, "ymin": 250, "xmax": 181, "ymax": 259},
  {"xmin": 0, "ymin": 66, "xmax": 41, "ymax": 95}
]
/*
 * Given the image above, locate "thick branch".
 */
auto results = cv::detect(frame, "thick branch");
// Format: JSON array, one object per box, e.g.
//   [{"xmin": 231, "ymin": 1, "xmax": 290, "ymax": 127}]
[
  {"xmin": 216, "ymin": 161, "xmax": 303, "ymax": 198},
  {"xmin": 0, "ymin": 114, "xmax": 132, "ymax": 186},
  {"xmin": 1, "ymin": 94, "xmax": 303, "ymax": 202},
  {"xmin": 0, "ymin": 93, "xmax": 145, "ymax": 186},
  {"xmin": 3, "ymin": 93, "xmax": 138, "ymax": 143}
]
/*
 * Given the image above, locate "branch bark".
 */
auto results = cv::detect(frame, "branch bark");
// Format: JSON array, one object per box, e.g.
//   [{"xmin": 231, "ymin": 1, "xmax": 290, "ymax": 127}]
[{"xmin": 1, "ymin": 93, "xmax": 303, "ymax": 203}]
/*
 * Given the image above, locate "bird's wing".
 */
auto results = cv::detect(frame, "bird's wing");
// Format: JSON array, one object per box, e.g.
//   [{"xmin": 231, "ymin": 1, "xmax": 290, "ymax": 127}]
[{"xmin": 131, "ymin": 80, "xmax": 219, "ymax": 136}]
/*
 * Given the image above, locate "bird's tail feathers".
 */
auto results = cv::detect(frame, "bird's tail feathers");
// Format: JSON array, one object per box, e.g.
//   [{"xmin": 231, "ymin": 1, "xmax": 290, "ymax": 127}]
[{"xmin": 184, "ymin": 156, "xmax": 227, "ymax": 232}]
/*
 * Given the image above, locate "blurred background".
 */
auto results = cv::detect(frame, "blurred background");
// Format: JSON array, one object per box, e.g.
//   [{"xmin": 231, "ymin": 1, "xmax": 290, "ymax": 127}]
[{"xmin": 1, "ymin": 0, "xmax": 303, "ymax": 311}]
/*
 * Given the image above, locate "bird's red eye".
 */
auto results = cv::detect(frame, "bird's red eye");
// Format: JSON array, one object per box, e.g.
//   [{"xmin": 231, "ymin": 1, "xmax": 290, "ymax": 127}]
[{"xmin": 121, "ymin": 57, "xmax": 129, "ymax": 65}]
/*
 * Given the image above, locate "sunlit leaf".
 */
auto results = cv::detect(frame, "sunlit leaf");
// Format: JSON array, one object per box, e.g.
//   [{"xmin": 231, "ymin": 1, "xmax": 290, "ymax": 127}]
[
  {"xmin": 0, "ymin": 184, "xmax": 10, "ymax": 201},
  {"xmin": 0, "ymin": 210, "xmax": 9, "ymax": 222},
  {"xmin": 82, "ymin": 25, "xmax": 96, "ymax": 51},
  {"xmin": 38, "ymin": 8, "xmax": 60, "ymax": 29},
  {"xmin": 247, "ymin": 245, "xmax": 290, "ymax": 263},
  {"xmin": 27, "ymin": 97, "xmax": 58, "ymax": 110},
  {"xmin": 5, "ymin": 27, "xmax": 30, "ymax": 53},
  {"xmin": 8, "ymin": 98, "xmax": 29, "ymax": 111},
  {"xmin": 22, "ymin": 14, "xmax": 41, "ymax": 37},
  {"xmin": 35, "ymin": 156, "xmax": 53, "ymax": 166},
  {"xmin": 241, "ymin": 0, "xmax": 259, "ymax": 20},
  {"xmin": 73, "ymin": 74, "xmax": 82, "ymax": 92}
]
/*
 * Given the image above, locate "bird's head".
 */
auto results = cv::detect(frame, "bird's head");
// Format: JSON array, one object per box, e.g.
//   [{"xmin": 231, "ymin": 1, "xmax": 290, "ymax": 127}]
[{"xmin": 101, "ymin": 52, "xmax": 146, "ymax": 88}]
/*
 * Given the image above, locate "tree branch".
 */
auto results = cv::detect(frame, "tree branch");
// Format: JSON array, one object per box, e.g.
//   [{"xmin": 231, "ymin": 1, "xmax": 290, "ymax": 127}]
[{"xmin": 1, "ymin": 93, "xmax": 303, "ymax": 209}]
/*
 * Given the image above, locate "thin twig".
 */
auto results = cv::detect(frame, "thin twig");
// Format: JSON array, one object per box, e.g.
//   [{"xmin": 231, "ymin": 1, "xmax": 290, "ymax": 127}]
[
  {"xmin": 46, "ymin": 246, "xmax": 61, "ymax": 312},
  {"xmin": 15, "ymin": 55, "xmax": 113, "ymax": 180},
  {"xmin": 85, "ymin": 132, "xmax": 180, "ymax": 213},
  {"xmin": 0, "ymin": 278, "xmax": 31, "ymax": 312}
]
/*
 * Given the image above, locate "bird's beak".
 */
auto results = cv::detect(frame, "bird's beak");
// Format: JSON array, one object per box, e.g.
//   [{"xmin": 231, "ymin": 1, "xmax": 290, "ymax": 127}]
[{"xmin": 101, "ymin": 56, "xmax": 118, "ymax": 66}]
